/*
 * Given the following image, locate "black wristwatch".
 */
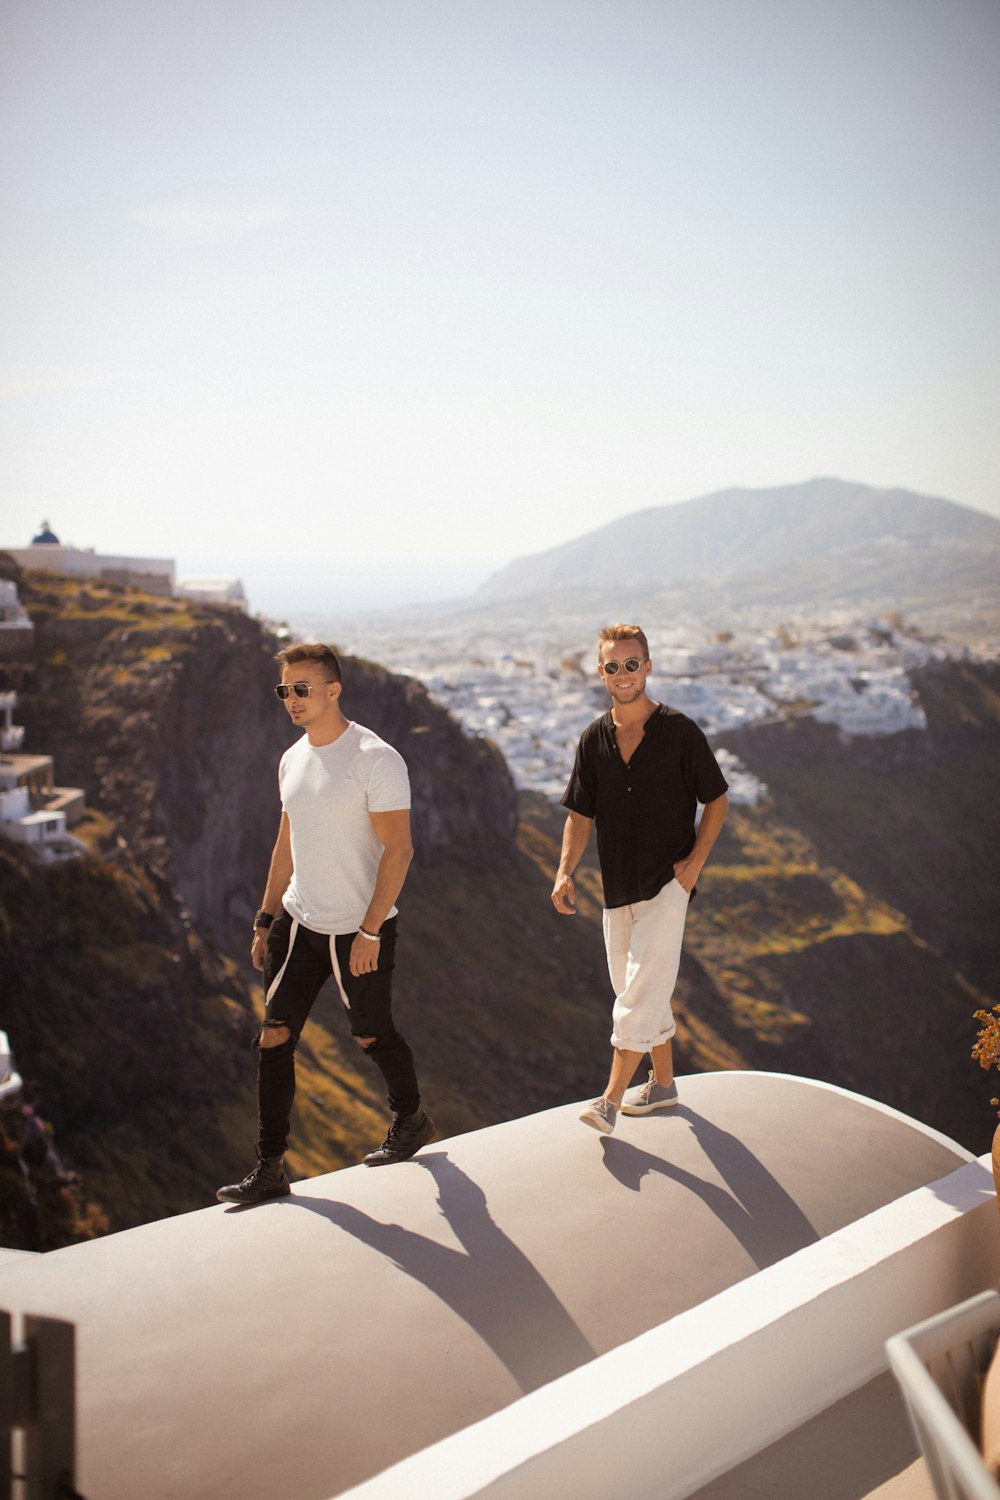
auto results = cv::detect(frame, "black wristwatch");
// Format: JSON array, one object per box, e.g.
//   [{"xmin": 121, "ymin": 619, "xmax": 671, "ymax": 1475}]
[{"xmin": 253, "ymin": 909, "xmax": 274, "ymax": 931}]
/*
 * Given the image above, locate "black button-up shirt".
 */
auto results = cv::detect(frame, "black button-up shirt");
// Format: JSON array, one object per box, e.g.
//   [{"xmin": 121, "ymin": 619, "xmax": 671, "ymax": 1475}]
[{"xmin": 561, "ymin": 704, "xmax": 729, "ymax": 909}]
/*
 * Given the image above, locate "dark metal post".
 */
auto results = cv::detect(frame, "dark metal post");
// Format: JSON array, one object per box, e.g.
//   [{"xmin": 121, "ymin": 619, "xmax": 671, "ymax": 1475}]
[
  {"xmin": 23, "ymin": 1317, "xmax": 75, "ymax": 1500},
  {"xmin": 0, "ymin": 1311, "xmax": 79, "ymax": 1499},
  {"xmin": 0, "ymin": 1311, "xmax": 12, "ymax": 1500}
]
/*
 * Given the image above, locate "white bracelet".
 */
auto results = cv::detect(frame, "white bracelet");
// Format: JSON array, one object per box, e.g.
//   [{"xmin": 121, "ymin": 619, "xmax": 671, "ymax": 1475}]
[{"xmin": 358, "ymin": 927, "xmax": 381, "ymax": 942}]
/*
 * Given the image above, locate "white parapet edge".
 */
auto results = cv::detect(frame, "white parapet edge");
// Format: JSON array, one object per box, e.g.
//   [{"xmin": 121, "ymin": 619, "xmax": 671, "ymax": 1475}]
[{"xmin": 336, "ymin": 1153, "xmax": 1000, "ymax": 1500}]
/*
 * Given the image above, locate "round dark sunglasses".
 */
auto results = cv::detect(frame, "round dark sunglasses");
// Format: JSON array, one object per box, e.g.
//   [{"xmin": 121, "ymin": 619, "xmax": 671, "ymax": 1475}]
[{"xmin": 601, "ymin": 657, "xmax": 644, "ymax": 675}]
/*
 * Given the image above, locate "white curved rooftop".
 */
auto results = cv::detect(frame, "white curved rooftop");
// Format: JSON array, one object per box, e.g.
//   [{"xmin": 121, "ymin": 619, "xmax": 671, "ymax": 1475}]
[{"xmin": 0, "ymin": 1071, "xmax": 987, "ymax": 1500}]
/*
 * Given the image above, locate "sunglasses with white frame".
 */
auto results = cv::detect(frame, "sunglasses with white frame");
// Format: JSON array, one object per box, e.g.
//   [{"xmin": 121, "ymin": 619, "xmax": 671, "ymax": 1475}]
[{"xmin": 600, "ymin": 656, "xmax": 646, "ymax": 675}]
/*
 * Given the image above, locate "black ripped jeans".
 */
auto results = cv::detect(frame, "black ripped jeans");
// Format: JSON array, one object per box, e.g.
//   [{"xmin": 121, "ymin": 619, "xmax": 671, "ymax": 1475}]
[{"xmin": 256, "ymin": 910, "xmax": 421, "ymax": 1159}]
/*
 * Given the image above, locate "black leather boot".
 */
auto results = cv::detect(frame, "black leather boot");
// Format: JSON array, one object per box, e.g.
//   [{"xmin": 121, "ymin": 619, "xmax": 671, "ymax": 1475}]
[
  {"xmin": 216, "ymin": 1155, "xmax": 291, "ymax": 1204},
  {"xmin": 363, "ymin": 1109, "xmax": 436, "ymax": 1167}
]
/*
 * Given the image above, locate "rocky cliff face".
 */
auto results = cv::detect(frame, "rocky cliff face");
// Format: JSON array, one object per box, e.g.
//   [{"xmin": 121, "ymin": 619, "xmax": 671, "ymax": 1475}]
[
  {"xmin": 0, "ymin": 571, "xmax": 557, "ymax": 1243},
  {"xmin": 718, "ymin": 660, "xmax": 1000, "ymax": 1001},
  {"xmin": 0, "ymin": 834, "xmax": 259, "ymax": 1243},
  {"xmin": 5, "ymin": 568, "xmax": 997, "ymax": 1248},
  {"xmin": 17, "ymin": 571, "xmax": 518, "ymax": 943}
]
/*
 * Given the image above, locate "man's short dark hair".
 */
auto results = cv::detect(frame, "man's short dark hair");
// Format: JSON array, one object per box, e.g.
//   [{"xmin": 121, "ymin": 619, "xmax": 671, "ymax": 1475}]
[{"xmin": 275, "ymin": 642, "xmax": 343, "ymax": 684}]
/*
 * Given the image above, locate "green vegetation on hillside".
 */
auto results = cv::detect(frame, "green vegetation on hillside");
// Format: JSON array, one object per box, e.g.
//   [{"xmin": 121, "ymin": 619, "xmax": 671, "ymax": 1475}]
[
  {"xmin": 517, "ymin": 792, "xmax": 995, "ymax": 1151},
  {"xmin": 3, "ymin": 567, "xmax": 996, "ymax": 1247}
]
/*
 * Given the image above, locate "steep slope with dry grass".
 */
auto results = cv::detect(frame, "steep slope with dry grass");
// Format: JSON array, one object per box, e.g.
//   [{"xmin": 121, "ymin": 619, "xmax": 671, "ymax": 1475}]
[
  {"xmin": 3, "ymin": 566, "xmax": 994, "ymax": 1249},
  {"xmin": 1, "ymin": 569, "xmax": 612, "ymax": 1238},
  {"xmin": 517, "ymin": 791, "xmax": 994, "ymax": 1153},
  {"xmin": 0, "ymin": 837, "xmax": 258, "ymax": 1242}
]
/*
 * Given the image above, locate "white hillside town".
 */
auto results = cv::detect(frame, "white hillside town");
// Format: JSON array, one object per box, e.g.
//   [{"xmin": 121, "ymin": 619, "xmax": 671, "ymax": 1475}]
[{"xmin": 327, "ymin": 607, "xmax": 981, "ymax": 805}]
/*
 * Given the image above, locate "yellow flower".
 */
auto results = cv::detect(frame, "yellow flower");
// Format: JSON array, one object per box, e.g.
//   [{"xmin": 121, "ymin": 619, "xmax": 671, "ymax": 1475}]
[
  {"xmin": 973, "ymin": 1007, "xmax": 1000, "ymax": 1067},
  {"xmin": 972, "ymin": 1007, "xmax": 1000, "ymax": 1117}
]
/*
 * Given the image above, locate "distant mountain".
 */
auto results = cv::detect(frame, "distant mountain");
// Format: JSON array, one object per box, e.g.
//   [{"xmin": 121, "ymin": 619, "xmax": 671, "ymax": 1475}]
[{"xmin": 474, "ymin": 478, "xmax": 1000, "ymax": 611}]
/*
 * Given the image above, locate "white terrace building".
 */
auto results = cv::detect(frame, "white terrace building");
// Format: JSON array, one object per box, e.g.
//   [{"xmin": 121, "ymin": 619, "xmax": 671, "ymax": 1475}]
[
  {"xmin": 0, "ymin": 690, "xmax": 86, "ymax": 863},
  {"xmin": 0, "ymin": 579, "xmax": 34, "ymax": 662},
  {"xmin": 0, "ymin": 1072, "xmax": 995, "ymax": 1499},
  {"xmin": 3, "ymin": 522, "xmax": 175, "ymax": 596},
  {"xmin": 176, "ymin": 576, "xmax": 247, "ymax": 611}
]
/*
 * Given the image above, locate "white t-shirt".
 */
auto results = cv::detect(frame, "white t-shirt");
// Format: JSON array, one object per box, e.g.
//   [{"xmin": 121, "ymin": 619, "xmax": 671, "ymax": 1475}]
[{"xmin": 278, "ymin": 721, "xmax": 411, "ymax": 935}]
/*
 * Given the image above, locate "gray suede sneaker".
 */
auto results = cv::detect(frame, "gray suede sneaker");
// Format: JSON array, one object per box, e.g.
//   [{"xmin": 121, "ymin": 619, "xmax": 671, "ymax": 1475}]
[
  {"xmin": 579, "ymin": 1097, "xmax": 617, "ymax": 1134},
  {"xmin": 621, "ymin": 1071, "xmax": 679, "ymax": 1115}
]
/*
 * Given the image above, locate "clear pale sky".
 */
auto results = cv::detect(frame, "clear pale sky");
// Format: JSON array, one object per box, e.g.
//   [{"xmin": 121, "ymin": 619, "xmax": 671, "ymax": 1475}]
[{"xmin": 2, "ymin": 0, "xmax": 998, "ymax": 615}]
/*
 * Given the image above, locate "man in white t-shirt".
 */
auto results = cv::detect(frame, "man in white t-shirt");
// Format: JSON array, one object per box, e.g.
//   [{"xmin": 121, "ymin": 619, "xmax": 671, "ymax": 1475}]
[{"xmin": 217, "ymin": 643, "xmax": 435, "ymax": 1205}]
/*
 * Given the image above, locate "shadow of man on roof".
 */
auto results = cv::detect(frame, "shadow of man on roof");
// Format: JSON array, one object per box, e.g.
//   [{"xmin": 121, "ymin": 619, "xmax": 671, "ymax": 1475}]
[
  {"xmin": 600, "ymin": 1105, "xmax": 818, "ymax": 1270},
  {"xmin": 292, "ymin": 1150, "xmax": 596, "ymax": 1394}
]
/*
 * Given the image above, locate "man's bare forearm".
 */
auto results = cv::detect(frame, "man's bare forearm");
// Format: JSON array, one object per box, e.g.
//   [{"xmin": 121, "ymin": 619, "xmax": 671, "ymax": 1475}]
[
  {"xmin": 557, "ymin": 812, "xmax": 592, "ymax": 879},
  {"xmin": 250, "ymin": 814, "xmax": 292, "ymax": 970},
  {"xmin": 350, "ymin": 809, "xmax": 414, "ymax": 977},
  {"xmin": 259, "ymin": 814, "xmax": 293, "ymax": 916},
  {"xmin": 551, "ymin": 811, "xmax": 594, "ymax": 914},
  {"xmin": 674, "ymin": 792, "xmax": 728, "ymax": 891},
  {"xmin": 360, "ymin": 808, "xmax": 414, "ymax": 934},
  {"xmin": 693, "ymin": 791, "xmax": 728, "ymax": 864},
  {"xmin": 361, "ymin": 843, "xmax": 413, "ymax": 933}
]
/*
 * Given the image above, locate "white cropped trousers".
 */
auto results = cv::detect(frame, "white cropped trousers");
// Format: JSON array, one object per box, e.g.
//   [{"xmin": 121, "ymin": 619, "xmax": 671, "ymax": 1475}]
[{"xmin": 602, "ymin": 877, "xmax": 690, "ymax": 1053}]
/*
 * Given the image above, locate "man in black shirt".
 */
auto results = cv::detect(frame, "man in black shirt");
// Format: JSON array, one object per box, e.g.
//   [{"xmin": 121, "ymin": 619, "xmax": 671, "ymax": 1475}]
[{"xmin": 552, "ymin": 624, "xmax": 729, "ymax": 1134}]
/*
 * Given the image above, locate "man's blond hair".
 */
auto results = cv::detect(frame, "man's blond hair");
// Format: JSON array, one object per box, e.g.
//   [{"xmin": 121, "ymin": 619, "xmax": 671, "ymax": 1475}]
[{"xmin": 598, "ymin": 623, "xmax": 650, "ymax": 662}]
